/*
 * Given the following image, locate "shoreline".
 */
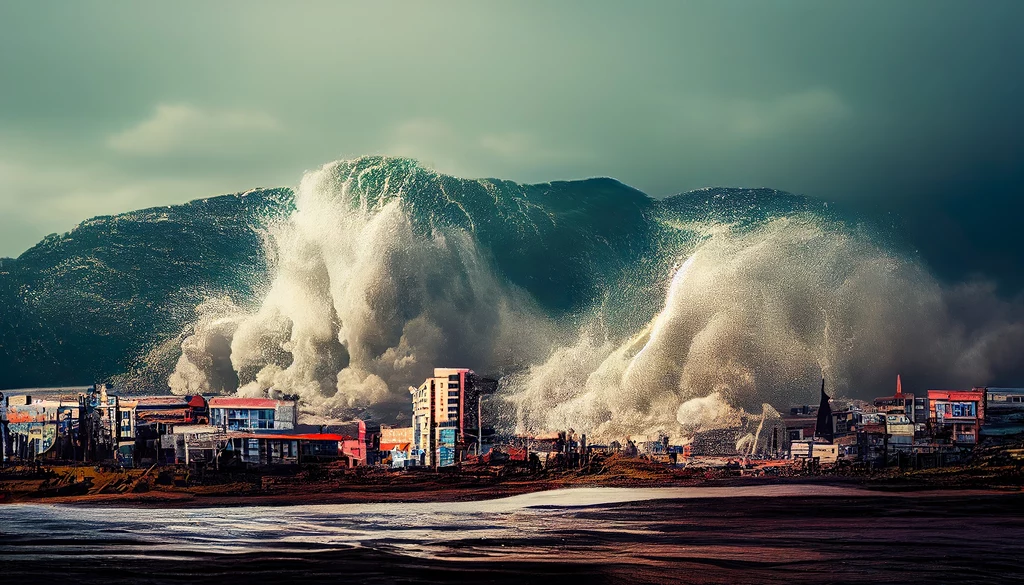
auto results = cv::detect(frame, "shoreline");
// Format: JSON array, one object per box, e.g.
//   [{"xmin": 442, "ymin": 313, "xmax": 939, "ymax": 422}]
[
  {"xmin": 5, "ymin": 479, "xmax": 1020, "ymax": 585},
  {"xmin": 4, "ymin": 470, "xmax": 1021, "ymax": 509},
  {"xmin": 3, "ymin": 450, "xmax": 1021, "ymax": 509}
]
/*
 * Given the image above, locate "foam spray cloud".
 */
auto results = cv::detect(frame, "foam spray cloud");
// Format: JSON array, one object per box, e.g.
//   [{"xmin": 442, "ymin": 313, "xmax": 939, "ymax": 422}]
[
  {"xmin": 505, "ymin": 216, "xmax": 1024, "ymax": 441},
  {"xmin": 169, "ymin": 158, "xmax": 1024, "ymax": 439},
  {"xmin": 169, "ymin": 159, "xmax": 554, "ymax": 419}
]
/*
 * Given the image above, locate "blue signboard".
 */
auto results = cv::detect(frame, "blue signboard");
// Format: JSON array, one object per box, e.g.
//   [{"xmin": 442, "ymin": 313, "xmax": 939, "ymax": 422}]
[{"xmin": 439, "ymin": 428, "xmax": 456, "ymax": 467}]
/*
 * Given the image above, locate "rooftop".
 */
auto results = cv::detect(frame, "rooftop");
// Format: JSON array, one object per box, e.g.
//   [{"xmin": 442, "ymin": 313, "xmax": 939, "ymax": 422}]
[
  {"xmin": 229, "ymin": 432, "xmax": 348, "ymax": 442},
  {"xmin": 136, "ymin": 396, "xmax": 192, "ymax": 407},
  {"xmin": 208, "ymin": 397, "xmax": 286, "ymax": 409}
]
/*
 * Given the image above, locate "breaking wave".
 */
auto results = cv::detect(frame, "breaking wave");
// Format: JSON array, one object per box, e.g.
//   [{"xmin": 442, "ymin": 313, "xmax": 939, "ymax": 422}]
[
  {"xmin": 169, "ymin": 158, "xmax": 556, "ymax": 421},
  {"xmin": 168, "ymin": 156, "xmax": 1024, "ymax": 437}
]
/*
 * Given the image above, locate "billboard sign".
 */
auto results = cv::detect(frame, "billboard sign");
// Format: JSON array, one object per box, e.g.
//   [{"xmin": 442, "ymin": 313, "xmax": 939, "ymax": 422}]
[{"xmin": 439, "ymin": 428, "xmax": 456, "ymax": 467}]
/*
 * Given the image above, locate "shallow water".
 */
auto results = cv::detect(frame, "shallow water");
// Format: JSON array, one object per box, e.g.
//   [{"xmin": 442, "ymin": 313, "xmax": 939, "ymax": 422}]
[{"xmin": 1, "ymin": 486, "xmax": 1022, "ymax": 584}]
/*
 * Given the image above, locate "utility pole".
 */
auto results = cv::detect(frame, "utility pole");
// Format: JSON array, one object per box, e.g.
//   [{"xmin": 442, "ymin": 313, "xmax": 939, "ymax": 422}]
[
  {"xmin": 477, "ymin": 394, "xmax": 483, "ymax": 456},
  {"xmin": 430, "ymin": 380, "xmax": 437, "ymax": 470},
  {"xmin": 0, "ymin": 391, "xmax": 6, "ymax": 465},
  {"xmin": 115, "ymin": 395, "xmax": 121, "ymax": 465}
]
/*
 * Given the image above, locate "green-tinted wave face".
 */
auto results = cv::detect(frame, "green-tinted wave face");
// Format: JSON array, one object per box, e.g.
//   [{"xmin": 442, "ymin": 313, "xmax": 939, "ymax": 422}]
[
  {"xmin": 297, "ymin": 158, "xmax": 829, "ymax": 338},
  {"xmin": 312, "ymin": 157, "xmax": 662, "ymax": 320},
  {"xmin": 5, "ymin": 156, "xmax": 1023, "ymax": 442}
]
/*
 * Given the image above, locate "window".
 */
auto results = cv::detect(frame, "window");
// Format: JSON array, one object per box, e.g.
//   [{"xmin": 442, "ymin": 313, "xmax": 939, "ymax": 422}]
[{"xmin": 951, "ymin": 402, "xmax": 976, "ymax": 418}]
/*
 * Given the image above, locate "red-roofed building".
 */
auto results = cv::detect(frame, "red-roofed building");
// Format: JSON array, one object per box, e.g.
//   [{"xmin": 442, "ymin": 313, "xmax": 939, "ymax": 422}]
[
  {"xmin": 928, "ymin": 389, "xmax": 985, "ymax": 445},
  {"xmin": 381, "ymin": 442, "xmax": 413, "ymax": 468},
  {"xmin": 134, "ymin": 395, "xmax": 208, "ymax": 464}
]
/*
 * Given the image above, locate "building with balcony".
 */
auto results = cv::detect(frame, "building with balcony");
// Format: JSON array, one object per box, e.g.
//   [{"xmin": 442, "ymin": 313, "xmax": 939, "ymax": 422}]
[
  {"xmin": 208, "ymin": 397, "xmax": 296, "ymax": 431},
  {"xmin": 927, "ymin": 389, "xmax": 985, "ymax": 445},
  {"xmin": 410, "ymin": 368, "xmax": 496, "ymax": 467}
]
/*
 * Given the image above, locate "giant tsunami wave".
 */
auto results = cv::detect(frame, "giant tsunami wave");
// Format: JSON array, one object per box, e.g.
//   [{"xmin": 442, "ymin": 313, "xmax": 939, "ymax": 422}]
[{"xmin": 162, "ymin": 156, "xmax": 1023, "ymax": 439}]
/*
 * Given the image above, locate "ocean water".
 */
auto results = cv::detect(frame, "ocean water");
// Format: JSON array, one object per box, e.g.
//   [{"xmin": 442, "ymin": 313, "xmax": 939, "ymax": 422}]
[{"xmin": 1, "ymin": 486, "xmax": 1022, "ymax": 584}]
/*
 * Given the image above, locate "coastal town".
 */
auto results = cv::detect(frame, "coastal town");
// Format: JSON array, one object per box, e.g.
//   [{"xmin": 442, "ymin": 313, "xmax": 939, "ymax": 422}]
[{"xmin": 1, "ymin": 367, "xmax": 1023, "ymax": 503}]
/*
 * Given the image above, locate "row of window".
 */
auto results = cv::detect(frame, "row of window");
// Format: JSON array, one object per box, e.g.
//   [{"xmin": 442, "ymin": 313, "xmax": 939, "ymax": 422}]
[
  {"xmin": 935, "ymin": 402, "xmax": 976, "ymax": 418},
  {"xmin": 211, "ymin": 408, "xmax": 276, "ymax": 429}
]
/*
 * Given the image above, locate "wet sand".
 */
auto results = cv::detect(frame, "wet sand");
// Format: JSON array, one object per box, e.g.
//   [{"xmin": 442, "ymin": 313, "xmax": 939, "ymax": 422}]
[
  {"xmin": 8, "ymin": 458, "xmax": 1020, "ymax": 509},
  {"xmin": 2, "ymin": 486, "xmax": 1022, "ymax": 584}
]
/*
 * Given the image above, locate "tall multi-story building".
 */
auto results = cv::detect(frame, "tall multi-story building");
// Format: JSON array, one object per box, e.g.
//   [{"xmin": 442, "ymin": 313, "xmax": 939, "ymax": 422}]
[{"xmin": 410, "ymin": 368, "xmax": 496, "ymax": 467}]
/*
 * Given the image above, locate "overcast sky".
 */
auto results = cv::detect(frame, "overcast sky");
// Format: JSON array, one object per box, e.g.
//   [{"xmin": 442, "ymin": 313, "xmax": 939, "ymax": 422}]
[{"xmin": 1, "ymin": 2, "xmax": 1022, "ymax": 287}]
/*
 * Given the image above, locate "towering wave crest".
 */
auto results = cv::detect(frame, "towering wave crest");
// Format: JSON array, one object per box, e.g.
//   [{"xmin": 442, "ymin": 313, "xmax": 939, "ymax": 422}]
[
  {"xmin": 505, "ymin": 216, "xmax": 1024, "ymax": 440},
  {"xmin": 168, "ymin": 156, "xmax": 1024, "ymax": 437},
  {"xmin": 169, "ymin": 158, "xmax": 557, "ymax": 419}
]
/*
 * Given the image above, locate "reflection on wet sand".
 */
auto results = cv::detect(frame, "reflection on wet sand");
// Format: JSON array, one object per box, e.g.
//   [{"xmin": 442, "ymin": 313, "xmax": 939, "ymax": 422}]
[{"xmin": 1, "ymin": 486, "xmax": 1022, "ymax": 584}]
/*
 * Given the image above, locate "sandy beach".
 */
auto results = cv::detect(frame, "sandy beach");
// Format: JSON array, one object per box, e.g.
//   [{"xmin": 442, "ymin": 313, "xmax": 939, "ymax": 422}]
[{"xmin": 2, "ymin": 485, "xmax": 1022, "ymax": 584}]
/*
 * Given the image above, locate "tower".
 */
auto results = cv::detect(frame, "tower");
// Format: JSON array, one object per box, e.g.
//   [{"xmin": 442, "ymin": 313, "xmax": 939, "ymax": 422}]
[{"xmin": 814, "ymin": 378, "xmax": 834, "ymax": 443}]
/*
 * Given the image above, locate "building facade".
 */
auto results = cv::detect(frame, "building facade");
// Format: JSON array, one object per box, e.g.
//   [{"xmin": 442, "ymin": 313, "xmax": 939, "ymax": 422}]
[
  {"xmin": 874, "ymin": 375, "xmax": 919, "ymax": 422},
  {"xmin": 927, "ymin": 389, "xmax": 985, "ymax": 445},
  {"xmin": 208, "ymin": 397, "xmax": 296, "ymax": 431},
  {"xmin": 380, "ymin": 426, "xmax": 414, "ymax": 467},
  {"xmin": 410, "ymin": 368, "xmax": 495, "ymax": 467},
  {"xmin": 981, "ymin": 388, "xmax": 1024, "ymax": 438},
  {"xmin": 885, "ymin": 412, "xmax": 915, "ymax": 451}
]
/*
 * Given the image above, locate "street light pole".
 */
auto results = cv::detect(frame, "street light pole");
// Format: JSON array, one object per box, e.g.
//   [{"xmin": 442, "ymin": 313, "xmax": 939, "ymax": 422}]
[{"xmin": 0, "ymin": 391, "xmax": 6, "ymax": 464}]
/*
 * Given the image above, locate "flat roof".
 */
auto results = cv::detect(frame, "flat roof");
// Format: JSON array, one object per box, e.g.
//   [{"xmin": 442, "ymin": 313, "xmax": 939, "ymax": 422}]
[
  {"xmin": 230, "ymin": 432, "xmax": 348, "ymax": 442},
  {"xmin": 208, "ymin": 397, "xmax": 287, "ymax": 408}
]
